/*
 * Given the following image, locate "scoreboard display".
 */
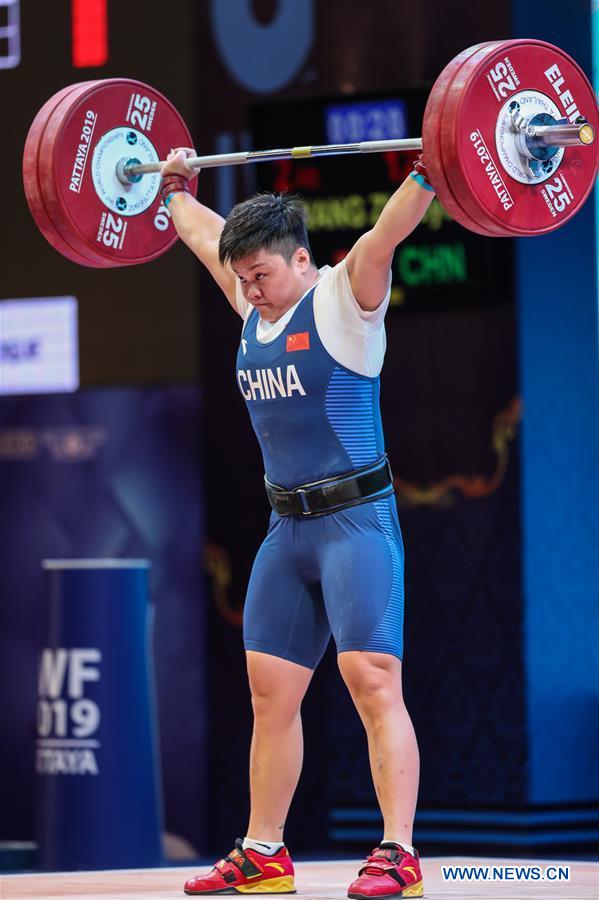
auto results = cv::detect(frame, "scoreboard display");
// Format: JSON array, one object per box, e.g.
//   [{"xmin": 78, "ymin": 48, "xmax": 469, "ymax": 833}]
[{"xmin": 251, "ymin": 91, "xmax": 513, "ymax": 311}]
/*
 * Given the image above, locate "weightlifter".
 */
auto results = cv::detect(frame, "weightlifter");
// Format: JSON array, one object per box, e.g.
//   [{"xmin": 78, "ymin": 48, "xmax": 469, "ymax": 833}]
[{"xmin": 160, "ymin": 148, "xmax": 435, "ymax": 899}]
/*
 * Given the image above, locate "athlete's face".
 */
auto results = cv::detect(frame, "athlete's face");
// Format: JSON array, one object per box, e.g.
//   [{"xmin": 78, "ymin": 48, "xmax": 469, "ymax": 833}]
[{"xmin": 233, "ymin": 248, "xmax": 316, "ymax": 322}]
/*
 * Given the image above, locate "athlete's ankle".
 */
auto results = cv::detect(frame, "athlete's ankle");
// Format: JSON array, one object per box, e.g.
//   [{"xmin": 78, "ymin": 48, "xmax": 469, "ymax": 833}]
[
  {"xmin": 242, "ymin": 836, "xmax": 286, "ymax": 855},
  {"xmin": 380, "ymin": 839, "xmax": 416, "ymax": 857}
]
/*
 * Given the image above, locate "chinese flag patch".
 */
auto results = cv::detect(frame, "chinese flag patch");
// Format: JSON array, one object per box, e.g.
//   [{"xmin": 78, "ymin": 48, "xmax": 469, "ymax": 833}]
[{"xmin": 286, "ymin": 332, "xmax": 310, "ymax": 352}]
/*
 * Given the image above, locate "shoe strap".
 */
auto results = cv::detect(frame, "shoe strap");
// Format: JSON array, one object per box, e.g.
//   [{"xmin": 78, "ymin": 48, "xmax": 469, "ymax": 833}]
[
  {"xmin": 358, "ymin": 859, "xmax": 407, "ymax": 887},
  {"xmin": 224, "ymin": 845, "xmax": 263, "ymax": 879},
  {"xmin": 373, "ymin": 847, "xmax": 406, "ymax": 864},
  {"xmin": 358, "ymin": 847, "xmax": 409, "ymax": 878}
]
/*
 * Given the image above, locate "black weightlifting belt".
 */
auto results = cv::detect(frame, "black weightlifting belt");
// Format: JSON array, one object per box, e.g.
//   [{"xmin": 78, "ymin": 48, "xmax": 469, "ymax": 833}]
[{"xmin": 265, "ymin": 455, "xmax": 394, "ymax": 517}]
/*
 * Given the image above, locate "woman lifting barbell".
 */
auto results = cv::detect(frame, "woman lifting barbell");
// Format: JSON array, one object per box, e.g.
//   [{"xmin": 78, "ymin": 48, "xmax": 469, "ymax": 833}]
[{"xmin": 20, "ymin": 38, "xmax": 598, "ymax": 900}]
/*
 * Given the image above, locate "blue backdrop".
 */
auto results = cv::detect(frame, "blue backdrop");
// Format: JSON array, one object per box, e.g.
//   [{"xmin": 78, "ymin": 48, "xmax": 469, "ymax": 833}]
[
  {"xmin": 0, "ymin": 386, "xmax": 207, "ymax": 852},
  {"xmin": 513, "ymin": 0, "xmax": 599, "ymax": 808}
]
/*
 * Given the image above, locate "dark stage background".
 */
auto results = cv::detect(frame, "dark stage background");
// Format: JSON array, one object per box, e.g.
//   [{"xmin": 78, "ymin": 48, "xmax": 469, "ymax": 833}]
[{"xmin": 195, "ymin": 0, "xmax": 528, "ymax": 856}]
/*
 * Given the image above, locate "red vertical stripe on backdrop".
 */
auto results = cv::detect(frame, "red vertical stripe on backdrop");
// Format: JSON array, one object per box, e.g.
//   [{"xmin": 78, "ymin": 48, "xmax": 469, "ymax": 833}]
[{"xmin": 72, "ymin": 0, "xmax": 108, "ymax": 68}]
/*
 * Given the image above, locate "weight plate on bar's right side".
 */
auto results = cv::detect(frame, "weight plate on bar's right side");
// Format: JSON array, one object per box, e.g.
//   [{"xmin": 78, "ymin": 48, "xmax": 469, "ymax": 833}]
[
  {"xmin": 423, "ymin": 41, "xmax": 506, "ymax": 237},
  {"xmin": 440, "ymin": 39, "xmax": 599, "ymax": 236}
]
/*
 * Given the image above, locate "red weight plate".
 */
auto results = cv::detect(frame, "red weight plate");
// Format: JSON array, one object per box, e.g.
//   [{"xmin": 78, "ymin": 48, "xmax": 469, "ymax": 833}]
[
  {"xmin": 23, "ymin": 82, "xmax": 113, "ymax": 267},
  {"xmin": 36, "ymin": 83, "xmax": 125, "ymax": 267},
  {"xmin": 437, "ymin": 40, "xmax": 528, "ymax": 236},
  {"xmin": 423, "ymin": 41, "xmax": 506, "ymax": 237},
  {"xmin": 38, "ymin": 79, "xmax": 197, "ymax": 267},
  {"xmin": 439, "ymin": 40, "xmax": 545, "ymax": 235},
  {"xmin": 441, "ymin": 40, "xmax": 599, "ymax": 236}
]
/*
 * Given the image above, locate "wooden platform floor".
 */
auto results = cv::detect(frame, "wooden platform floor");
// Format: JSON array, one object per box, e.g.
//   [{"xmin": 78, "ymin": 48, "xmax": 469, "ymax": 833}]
[{"xmin": 1, "ymin": 857, "xmax": 598, "ymax": 900}]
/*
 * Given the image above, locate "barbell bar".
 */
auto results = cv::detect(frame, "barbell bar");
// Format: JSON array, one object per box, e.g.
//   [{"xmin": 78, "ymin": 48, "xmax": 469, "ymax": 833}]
[
  {"xmin": 117, "ymin": 121, "xmax": 592, "ymax": 182},
  {"xmin": 22, "ymin": 38, "xmax": 599, "ymax": 267}
]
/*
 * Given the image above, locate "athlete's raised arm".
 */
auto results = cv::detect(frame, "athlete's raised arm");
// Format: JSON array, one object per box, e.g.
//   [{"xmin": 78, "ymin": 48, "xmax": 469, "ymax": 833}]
[
  {"xmin": 160, "ymin": 149, "xmax": 238, "ymax": 310},
  {"xmin": 344, "ymin": 156, "xmax": 435, "ymax": 312}
]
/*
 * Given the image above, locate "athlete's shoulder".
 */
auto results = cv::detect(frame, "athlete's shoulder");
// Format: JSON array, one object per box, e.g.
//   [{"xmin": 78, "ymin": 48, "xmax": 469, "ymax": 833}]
[
  {"xmin": 314, "ymin": 258, "xmax": 390, "ymax": 330},
  {"xmin": 313, "ymin": 260, "xmax": 344, "ymax": 296},
  {"xmin": 312, "ymin": 259, "xmax": 389, "ymax": 378}
]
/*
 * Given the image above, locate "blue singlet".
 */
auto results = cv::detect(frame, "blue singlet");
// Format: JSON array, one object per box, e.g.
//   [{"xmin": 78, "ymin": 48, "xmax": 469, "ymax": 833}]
[{"xmin": 236, "ymin": 287, "xmax": 405, "ymax": 666}]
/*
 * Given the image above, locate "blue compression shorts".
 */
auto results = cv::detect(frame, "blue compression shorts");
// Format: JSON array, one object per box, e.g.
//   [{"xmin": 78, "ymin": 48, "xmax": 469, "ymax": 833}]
[{"xmin": 243, "ymin": 495, "xmax": 405, "ymax": 669}]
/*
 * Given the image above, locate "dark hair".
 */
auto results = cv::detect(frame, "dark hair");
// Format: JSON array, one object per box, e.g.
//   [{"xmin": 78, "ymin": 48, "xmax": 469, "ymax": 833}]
[{"xmin": 218, "ymin": 192, "xmax": 314, "ymax": 266}]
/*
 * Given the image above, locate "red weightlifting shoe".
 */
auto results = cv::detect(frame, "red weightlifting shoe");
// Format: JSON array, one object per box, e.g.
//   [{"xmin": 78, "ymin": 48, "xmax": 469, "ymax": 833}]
[
  {"xmin": 347, "ymin": 844, "xmax": 423, "ymax": 899},
  {"xmin": 184, "ymin": 839, "xmax": 295, "ymax": 895}
]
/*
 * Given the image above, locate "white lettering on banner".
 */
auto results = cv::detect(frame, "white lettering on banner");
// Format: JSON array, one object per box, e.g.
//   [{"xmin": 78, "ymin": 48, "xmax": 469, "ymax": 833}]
[
  {"xmin": 38, "ymin": 649, "xmax": 69, "ymax": 699},
  {"xmin": 37, "ymin": 648, "xmax": 101, "ymax": 776},
  {"xmin": 237, "ymin": 365, "xmax": 307, "ymax": 400},
  {"xmin": 544, "ymin": 64, "xmax": 582, "ymax": 122},
  {"xmin": 36, "ymin": 748, "xmax": 99, "ymax": 775},
  {"xmin": 210, "ymin": 0, "xmax": 314, "ymax": 93},
  {"xmin": 67, "ymin": 649, "xmax": 101, "ymax": 698},
  {"xmin": 469, "ymin": 131, "xmax": 514, "ymax": 211}
]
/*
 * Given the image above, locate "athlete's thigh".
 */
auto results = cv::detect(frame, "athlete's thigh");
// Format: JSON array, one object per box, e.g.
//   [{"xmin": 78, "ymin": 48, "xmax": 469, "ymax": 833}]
[
  {"xmin": 244, "ymin": 514, "xmax": 331, "ymax": 670},
  {"xmin": 319, "ymin": 496, "xmax": 405, "ymax": 659}
]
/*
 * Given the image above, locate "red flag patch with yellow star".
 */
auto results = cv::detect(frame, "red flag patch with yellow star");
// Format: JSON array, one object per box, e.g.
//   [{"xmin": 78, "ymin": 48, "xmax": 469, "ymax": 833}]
[{"xmin": 286, "ymin": 332, "xmax": 310, "ymax": 352}]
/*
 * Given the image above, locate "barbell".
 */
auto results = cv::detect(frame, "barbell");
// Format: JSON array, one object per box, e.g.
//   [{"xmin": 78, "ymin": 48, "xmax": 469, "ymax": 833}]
[{"xmin": 22, "ymin": 39, "xmax": 598, "ymax": 267}]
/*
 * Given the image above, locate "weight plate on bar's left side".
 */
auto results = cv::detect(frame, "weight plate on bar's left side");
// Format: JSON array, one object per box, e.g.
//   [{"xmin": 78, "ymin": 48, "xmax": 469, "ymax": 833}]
[
  {"xmin": 23, "ymin": 82, "xmax": 115, "ymax": 267},
  {"xmin": 38, "ymin": 79, "xmax": 197, "ymax": 266},
  {"xmin": 440, "ymin": 39, "xmax": 599, "ymax": 236}
]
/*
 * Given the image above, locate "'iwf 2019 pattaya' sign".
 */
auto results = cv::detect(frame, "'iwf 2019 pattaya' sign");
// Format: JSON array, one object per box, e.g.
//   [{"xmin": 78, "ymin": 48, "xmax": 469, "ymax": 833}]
[{"xmin": 37, "ymin": 648, "xmax": 101, "ymax": 776}]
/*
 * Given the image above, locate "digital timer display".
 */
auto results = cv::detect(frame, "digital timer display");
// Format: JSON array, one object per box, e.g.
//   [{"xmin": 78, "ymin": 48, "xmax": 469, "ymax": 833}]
[{"xmin": 324, "ymin": 99, "xmax": 407, "ymax": 143}]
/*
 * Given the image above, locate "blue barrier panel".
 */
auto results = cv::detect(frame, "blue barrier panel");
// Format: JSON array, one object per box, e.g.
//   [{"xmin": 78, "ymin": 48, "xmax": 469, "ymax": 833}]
[
  {"xmin": 512, "ymin": 2, "xmax": 599, "ymax": 806},
  {"xmin": 36, "ymin": 560, "xmax": 163, "ymax": 870}
]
